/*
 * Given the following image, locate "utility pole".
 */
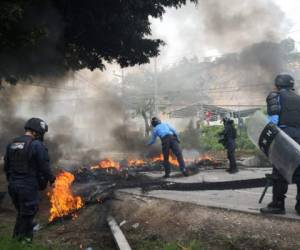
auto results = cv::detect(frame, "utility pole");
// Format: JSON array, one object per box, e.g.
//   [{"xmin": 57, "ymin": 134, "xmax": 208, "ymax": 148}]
[
  {"xmin": 154, "ymin": 57, "xmax": 158, "ymax": 116},
  {"xmin": 113, "ymin": 69, "xmax": 126, "ymax": 124},
  {"xmin": 113, "ymin": 69, "xmax": 124, "ymax": 98},
  {"xmin": 121, "ymin": 69, "xmax": 124, "ymax": 98}
]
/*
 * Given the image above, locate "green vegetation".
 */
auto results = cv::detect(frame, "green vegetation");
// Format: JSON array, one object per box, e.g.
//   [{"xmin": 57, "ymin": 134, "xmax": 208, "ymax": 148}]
[
  {"xmin": 180, "ymin": 121, "xmax": 256, "ymax": 153},
  {"xmin": 0, "ymin": 236, "xmax": 46, "ymax": 250},
  {"xmin": 129, "ymin": 236, "xmax": 207, "ymax": 250},
  {"xmin": 0, "ymin": 0, "xmax": 197, "ymax": 84},
  {"xmin": 129, "ymin": 236, "xmax": 276, "ymax": 250},
  {"xmin": 163, "ymin": 240, "xmax": 207, "ymax": 250},
  {"xmin": 180, "ymin": 120, "xmax": 203, "ymax": 150},
  {"xmin": 200, "ymin": 125, "xmax": 224, "ymax": 151},
  {"xmin": 0, "ymin": 235, "xmax": 72, "ymax": 250},
  {"xmin": 235, "ymin": 128, "xmax": 256, "ymax": 152}
]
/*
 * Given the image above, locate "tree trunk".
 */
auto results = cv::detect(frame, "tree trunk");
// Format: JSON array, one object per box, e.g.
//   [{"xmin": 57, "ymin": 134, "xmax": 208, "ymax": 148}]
[{"xmin": 141, "ymin": 110, "xmax": 151, "ymax": 137}]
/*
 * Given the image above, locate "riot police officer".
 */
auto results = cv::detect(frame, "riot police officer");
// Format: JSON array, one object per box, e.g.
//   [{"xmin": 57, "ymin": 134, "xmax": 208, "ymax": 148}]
[
  {"xmin": 4, "ymin": 118, "xmax": 56, "ymax": 242},
  {"xmin": 219, "ymin": 117, "xmax": 238, "ymax": 174},
  {"xmin": 261, "ymin": 74, "xmax": 300, "ymax": 214},
  {"xmin": 148, "ymin": 117, "xmax": 188, "ymax": 178}
]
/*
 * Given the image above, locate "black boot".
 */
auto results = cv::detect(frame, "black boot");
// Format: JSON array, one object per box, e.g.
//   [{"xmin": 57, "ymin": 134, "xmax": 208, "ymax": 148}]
[
  {"xmin": 295, "ymin": 201, "xmax": 300, "ymax": 215},
  {"xmin": 295, "ymin": 194, "xmax": 300, "ymax": 215},
  {"xmin": 227, "ymin": 168, "xmax": 238, "ymax": 174},
  {"xmin": 162, "ymin": 172, "xmax": 170, "ymax": 178},
  {"xmin": 260, "ymin": 200, "xmax": 285, "ymax": 214},
  {"xmin": 182, "ymin": 170, "xmax": 189, "ymax": 177}
]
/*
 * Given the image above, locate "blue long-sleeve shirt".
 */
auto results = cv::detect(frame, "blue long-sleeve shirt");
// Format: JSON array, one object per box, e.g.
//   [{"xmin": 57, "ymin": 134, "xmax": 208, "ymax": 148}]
[
  {"xmin": 268, "ymin": 114, "xmax": 279, "ymax": 125},
  {"xmin": 148, "ymin": 123, "xmax": 178, "ymax": 145}
]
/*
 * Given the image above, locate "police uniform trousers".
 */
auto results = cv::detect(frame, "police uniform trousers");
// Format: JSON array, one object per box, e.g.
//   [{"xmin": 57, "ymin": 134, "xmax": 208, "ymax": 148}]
[
  {"xmin": 8, "ymin": 181, "xmax": 39, "ymax": 241},
  {"xmin": 161, "ymin": 135, "xmax": 186, "ymax": 174},
  {"xmin": 272, "ymin": 127, "xmax": 300, "ymax": 204},
  {"xmin": 225, "ymin": 139, "xmax": 237, "ymax": 170}
]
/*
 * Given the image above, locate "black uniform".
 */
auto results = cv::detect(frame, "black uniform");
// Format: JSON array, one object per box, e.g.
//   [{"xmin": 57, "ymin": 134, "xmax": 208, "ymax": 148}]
[
  {"xmin": 149, "ymin": 117, "xmax": 188, "ymax": 177},
  {"xmin": 265, "ymin": 88, "xmax": 300, "ymax": 213},
  {"xmin": 4, "ymin": 135, "xmax": 55, "ymax": 241},
  {"xmin": 161, "ymin": 134, "xmax": 186, "ymax": 175},
  {"xmin": 220, "ymin": 120, "xmax": 238, "ymax": 173}
]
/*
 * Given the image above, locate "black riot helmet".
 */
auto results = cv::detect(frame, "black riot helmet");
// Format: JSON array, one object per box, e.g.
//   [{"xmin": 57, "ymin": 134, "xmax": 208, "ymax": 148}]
[
  {"xmin": 274, "ymin": 74, "xmax": 295, "ymax": 90},
  {"xmin": 222, "ymin": 117, "xmax": 229, "ymax": 124},
  {"xmin": 151, "ymin": 117, "xmax": 161, "ymax": 127},
  {"xmin": 24, "ymin": 118, "xmax": 48, "ymax": 138}
]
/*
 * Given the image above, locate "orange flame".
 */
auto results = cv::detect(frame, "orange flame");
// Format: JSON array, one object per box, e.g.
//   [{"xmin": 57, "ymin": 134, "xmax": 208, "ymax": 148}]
[
  {"xmin": 152, "ymin": 153, "xmax": 179, "ymax": 167},
  {"xmin": 199, "ymin": 154, "xmax": 214, "ymax": 161},
  {"xmin": 91, "ymin": 159, "xmax": 120, "ymax": 170},
  {"xmin": 127, "ymin": 159, "xmax": 146, "ymax": 166},
  {"xmin": 48, "ymin": 171, "xmax": 84, "ymax": 222}
]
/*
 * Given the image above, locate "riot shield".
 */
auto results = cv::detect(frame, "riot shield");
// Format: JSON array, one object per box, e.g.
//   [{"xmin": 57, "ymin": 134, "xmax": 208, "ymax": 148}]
[{"xmin": 247, "ymin": 111, "xmax": 300, "ymax": 183}]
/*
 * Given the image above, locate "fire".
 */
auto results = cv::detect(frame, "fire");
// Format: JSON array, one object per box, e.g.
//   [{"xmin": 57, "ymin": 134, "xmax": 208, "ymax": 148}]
[
  {"xmin": 127, "ymin": 159, "xmax": 146, "ymax": 166},
  {"xmin": 199, "ymin": 154, "xmax": 214, "ymax": 161},
  {"xmin": 91, "ymin": 159, "xmax": 120, "ymax": 170},
  {"xmin": 48, "ymin": 171, "xmax": 84, "ymax": 222},
  {"xmin": 152, "ymin": 153, "xmax": 179, "ymax": 167}
]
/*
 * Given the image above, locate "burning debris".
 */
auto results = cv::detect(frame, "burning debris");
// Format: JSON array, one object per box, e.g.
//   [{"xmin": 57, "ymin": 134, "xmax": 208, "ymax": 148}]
[
  {"xmin": 48, "ymin": 171, "xmax": 84, "ymax": 222},
  {"xmin": 91, "ymin": 159, "xmax": 121, "ymax": 171},
  {"xmin": 46, "ymin": 153, "xmax": 225, "ymax": 222},
  {"xmin": 85, "ymin": 153, "xmax": 222, "ymax": 173},
  {"xmin": 151, "ymin": 154, "xmax": 179, "ymax": 167},
  {"xmin": 195, "ymin": 155, "xmax": 223, "ymax": 167}
]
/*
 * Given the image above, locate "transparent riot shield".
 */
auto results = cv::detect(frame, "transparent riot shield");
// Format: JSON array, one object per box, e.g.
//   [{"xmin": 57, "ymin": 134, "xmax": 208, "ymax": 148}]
[{"xmin": 247, "ymin": 111, "xmax": 300, "ymax": 183}]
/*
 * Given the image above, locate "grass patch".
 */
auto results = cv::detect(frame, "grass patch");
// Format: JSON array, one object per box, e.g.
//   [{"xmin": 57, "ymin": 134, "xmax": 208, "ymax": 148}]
[
  {"xmin": 0, "ymin": 236, "xmax": 46, "ymax": 250},
  {"xmin": 0, "ymin": 235, "xmax": 72, "ymax": 250},
  {"xmin": 127, "ymin": 232, "xmax": 209, "ymax": 250}
]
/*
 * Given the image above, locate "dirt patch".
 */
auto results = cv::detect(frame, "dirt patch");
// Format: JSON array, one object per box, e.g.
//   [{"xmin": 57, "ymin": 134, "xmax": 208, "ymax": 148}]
[
  {"xmin": 2, "ymin": 190, "xmax": 300, "ymax": 249},
  {"xmin": 2, "ymin": 166, "xmax": 300, "ymax": 250},
  {"xmin": 112, "ymin": 192, "xmax": 300, "ymax": 249},
  {"xmin": 0, "ymin": 191, "xmax": 116, "ymax": 250}
]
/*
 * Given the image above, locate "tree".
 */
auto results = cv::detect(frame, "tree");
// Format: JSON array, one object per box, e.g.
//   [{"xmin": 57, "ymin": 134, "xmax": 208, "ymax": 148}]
[
  {"xmin": 0, "ymin": 0, "xmax": 197, "ymax": 84},
  {"xmin": 180, "ymin": 120, "xmax": 202, "ymax": 150},
  {"xmin": 133, "ymin": 98, "xmax": 155, "ymax": 137}
]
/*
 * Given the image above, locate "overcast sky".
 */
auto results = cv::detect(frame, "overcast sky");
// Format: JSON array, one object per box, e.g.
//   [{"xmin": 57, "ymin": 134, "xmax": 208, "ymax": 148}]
[{"xmin": 150, "ymin": 0, "xmax": 300, "ymax": 67}]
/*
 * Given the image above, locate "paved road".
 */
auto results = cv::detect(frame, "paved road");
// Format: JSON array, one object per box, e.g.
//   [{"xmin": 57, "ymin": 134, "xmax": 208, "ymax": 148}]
[{"xmin": 120, "ymin": 167, "xmax": 300, "ymax": 220}]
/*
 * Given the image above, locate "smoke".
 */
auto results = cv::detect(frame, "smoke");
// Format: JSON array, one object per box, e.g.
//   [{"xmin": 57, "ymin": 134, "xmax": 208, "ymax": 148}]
[
  {"xmin": 0, "ymin": 0, "xmax": 295, "ymax": 167},
  {"xmin": 0, "ymin": 70, "xmax": 128, "ymax": 168},
  {"xmin": 211, "ymin": 38, "xmax": 295, "ymax": 97},
  {"xmin": 198, "ymin": 0, "xmax": 287, "ymax": 53},
  {"xmin": 150, "ymin": 0, "xmax": 294, "ymax": 107},
  {"xmin": 153, "ymin": 0, "xmax": 289, "ymax": 66},
  {"xmin": 0, "ymin": 85, "xmax": 27, "ymax": 155},
  {"xmin": 111, "ymin": 124, "xmax": 161, "ymax": 158}
]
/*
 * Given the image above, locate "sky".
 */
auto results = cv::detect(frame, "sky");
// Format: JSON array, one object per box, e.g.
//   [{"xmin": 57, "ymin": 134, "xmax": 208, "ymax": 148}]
[
  {"xmin": 274, "ymin": 0, "xmax": 300, "ymax": 41},
  {"xmin": 150, "ymin": 0, "xmax": 300, "ymax": 68}
]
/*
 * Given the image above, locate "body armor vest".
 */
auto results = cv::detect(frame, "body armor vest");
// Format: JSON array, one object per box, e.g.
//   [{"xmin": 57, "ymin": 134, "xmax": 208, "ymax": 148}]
[
  {"xmin": 266, "ymin": 91, "xmax": 281, "ymax": 116},
  {"xmin": 8, "ymin": 136, "xmax": 34, "ymax": 175},
  {"xmin": 279, "ymin": 90, "xmax": 300, "ymax": 128}
]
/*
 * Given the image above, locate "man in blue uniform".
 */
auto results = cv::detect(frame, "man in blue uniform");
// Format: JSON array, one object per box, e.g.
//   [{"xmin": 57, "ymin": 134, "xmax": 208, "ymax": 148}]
[
  {"xmin": 261, "ymin": 74, "xmax": 300, "ymax": 214},
  {"xmin": 148, "ymin": 117, "xmax": 188, "ymax": 178},
  {"xmin": 4, "ymin": 118, "xmax": 56, "ymax": 242}
]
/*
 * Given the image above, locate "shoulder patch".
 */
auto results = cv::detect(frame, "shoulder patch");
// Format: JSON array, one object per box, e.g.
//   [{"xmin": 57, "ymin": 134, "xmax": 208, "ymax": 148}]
[{"xmin": 10, "ymin": 142, "xmax": 25, "ymax": 150}]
